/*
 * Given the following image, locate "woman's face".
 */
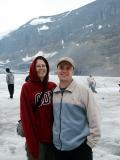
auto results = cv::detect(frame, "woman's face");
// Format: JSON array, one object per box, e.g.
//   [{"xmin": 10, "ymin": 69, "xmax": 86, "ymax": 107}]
[{"xmin": 35, "ymin": 59, "xmax": 47, "ymax": 81}]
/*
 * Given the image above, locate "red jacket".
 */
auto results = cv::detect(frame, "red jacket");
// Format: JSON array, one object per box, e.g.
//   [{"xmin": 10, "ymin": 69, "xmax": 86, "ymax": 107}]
[{"xmin": 20, "ymin": 58, "xmax": 56, "ymax": 158}]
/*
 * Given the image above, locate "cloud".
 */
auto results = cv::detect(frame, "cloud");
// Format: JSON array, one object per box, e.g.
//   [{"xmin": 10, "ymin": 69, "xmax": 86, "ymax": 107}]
[{"xmin": 0, "ymin": 0, "xmax": 95, "ymax": 33}]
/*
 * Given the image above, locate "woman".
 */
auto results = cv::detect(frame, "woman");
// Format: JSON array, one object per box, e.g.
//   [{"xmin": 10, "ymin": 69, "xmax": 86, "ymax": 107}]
[{"xmin": 20, "ymin": 56, "xmax": 56, "ymax": 160}]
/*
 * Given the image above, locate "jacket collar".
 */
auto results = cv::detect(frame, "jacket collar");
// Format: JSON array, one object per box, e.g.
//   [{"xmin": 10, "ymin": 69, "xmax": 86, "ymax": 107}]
[{"xmin": 54, "ymin": 79, "xmax": 77, "ymax": 93}]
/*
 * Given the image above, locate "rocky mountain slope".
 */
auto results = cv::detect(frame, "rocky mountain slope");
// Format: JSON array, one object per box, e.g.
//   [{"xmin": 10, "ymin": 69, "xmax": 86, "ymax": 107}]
[{"xmin": 0, "ymin": 0, "xmax": 120, "ymax": 76}]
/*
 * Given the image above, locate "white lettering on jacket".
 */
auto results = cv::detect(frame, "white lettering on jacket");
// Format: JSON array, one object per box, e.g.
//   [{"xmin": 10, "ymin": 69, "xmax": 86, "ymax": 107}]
[{"xmin": 35, "ymin": 90, "xmax": 53, "ymax": 107}]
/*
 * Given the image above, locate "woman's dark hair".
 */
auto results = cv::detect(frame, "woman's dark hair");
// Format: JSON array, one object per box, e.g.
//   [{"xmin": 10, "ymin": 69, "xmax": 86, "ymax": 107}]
[
  {"xmin": 34, "ymin": 56, "xmax": 50, "ymax": 91},
  {"xmin": 30, "ymin": 56, "xmax": 50, "ymax": 88},
  {"xmin": 35, "ymin": 56, "xmax": 49, "ymax": 75}
]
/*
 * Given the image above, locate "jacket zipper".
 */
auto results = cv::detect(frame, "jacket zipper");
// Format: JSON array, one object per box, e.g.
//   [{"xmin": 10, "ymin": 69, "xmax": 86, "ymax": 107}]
[{"xmin": 59, "ymin": 93, "xmax": 63, "ymax": 150}]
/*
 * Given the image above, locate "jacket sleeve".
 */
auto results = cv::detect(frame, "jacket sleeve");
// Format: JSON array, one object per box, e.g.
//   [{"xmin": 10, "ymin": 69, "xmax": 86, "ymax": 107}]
[
  {"xmin": 20, "ymin": 84, "xmax": 39, "ymax": 158},
  {"xmin": 82, "ymin": 88, "xmax": 101, "ymax": 148},
  {"xmin": 6, "ymin": 74, "xmax": 9, "ymax": 84}
]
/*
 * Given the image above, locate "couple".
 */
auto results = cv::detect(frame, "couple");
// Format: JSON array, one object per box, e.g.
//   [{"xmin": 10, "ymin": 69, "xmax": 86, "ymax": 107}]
[{"xmin": 20, "ymin": 56, "xmax": 101, "ymax": 160}]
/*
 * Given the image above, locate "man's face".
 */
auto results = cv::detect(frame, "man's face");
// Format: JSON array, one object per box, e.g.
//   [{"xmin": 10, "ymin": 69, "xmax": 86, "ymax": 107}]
[{"xmin": 57, "ymin": 62, "xmax": 74, "ymax": 82}]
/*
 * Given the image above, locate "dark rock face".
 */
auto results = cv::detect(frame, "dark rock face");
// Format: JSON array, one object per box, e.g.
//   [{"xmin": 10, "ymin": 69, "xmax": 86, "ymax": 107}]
[{"xmin": 0, "ymin": 0, "xmax": 120, "ymax": 76}]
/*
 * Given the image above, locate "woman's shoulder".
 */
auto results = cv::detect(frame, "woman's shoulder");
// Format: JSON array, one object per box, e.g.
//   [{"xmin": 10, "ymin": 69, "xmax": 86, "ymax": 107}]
[
  {"xmin": 48, "ymin": 81, "xmax": 57, "ymax": 88},
  {"xmin": 22, "ymin": 81, "xmax": 33, "ymax": 89}
]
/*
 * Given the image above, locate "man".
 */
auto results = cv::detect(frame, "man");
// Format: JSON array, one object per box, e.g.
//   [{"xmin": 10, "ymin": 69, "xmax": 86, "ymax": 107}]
[
  {"xmin": 6, "ymin": 68, "xmax": 14, "ymax": 99},
  {"xmin": 52, "ymin": 57, "xmax": 101, "ymax": 160},
  {"xmin": 118, "ymin": 81, "xmax": 120, "ymax": 93},
  {"xmin": 87, "ymin": 75, "xmax": 97, "ymax": 93}
]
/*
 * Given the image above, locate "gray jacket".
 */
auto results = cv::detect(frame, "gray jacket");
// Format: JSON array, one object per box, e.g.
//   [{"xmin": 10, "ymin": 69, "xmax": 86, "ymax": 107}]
[
  {"xmin": 6, "ymin": 72, "xmax": 14, "ymax": 84},
  {"xmin": 53, "ymin": 80, "xmax": 101, "ymax": 151}
]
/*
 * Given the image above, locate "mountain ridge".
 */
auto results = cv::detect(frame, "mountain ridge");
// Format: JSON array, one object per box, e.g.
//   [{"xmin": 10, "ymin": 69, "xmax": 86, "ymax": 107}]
[{"xmin": 0, "ymin": 0, "xmax": 120, "ymax": 76}]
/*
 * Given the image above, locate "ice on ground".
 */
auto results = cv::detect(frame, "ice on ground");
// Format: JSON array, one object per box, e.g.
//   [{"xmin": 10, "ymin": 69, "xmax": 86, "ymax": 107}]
[{"xmin": 0, "ymin": 74, "xmax": 120, "ymax": 160}]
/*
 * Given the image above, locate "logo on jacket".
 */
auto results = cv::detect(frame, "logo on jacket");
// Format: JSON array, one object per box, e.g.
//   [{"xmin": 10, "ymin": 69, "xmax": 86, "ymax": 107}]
[{"xmin": 35, "ymin": 90, "xmax": 53, "ymax": 107}]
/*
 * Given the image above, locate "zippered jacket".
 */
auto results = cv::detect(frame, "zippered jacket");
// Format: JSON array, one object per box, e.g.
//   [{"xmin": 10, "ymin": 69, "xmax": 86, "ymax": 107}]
[{"xmin": 53, "ymin": 80, "xmax": 101, "ymax": 151}]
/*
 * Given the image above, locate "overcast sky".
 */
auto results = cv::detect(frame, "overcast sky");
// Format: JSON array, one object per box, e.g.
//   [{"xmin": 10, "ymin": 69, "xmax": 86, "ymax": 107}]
[{"xmin": 0, "ymin": 0, "xmax": 95, "ymax": 34}]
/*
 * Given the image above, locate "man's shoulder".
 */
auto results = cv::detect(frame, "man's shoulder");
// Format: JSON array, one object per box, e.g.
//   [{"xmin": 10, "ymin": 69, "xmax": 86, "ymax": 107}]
[
  {"xmin": 74, "ymin": 81, "xmax": 89, "ymax": 93},
  {"xmin": 9, "ymin": 72, "xmax": 14, "ymax": 76}
]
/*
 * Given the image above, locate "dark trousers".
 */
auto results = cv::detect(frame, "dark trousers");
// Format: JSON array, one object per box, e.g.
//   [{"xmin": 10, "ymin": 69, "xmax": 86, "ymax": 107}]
[
  {"xmin": 8, "ymin": 84, "xmax": 14, "ymax": 98},
  {"xmin": 26, "ymin": 143, "xmax": 55, "ymax": 160},
  {"xmin": 89, "ymin": 84, "xmax": 97, "ymax": 93},
  {"xmin": 53, "ymin": 141, "xmax": 93, "ymax": 160}
]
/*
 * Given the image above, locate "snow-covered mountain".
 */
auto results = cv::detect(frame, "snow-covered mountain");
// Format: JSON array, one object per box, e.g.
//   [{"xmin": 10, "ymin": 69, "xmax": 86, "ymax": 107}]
[{"xmin": 0, "ymin": 0, "xmax": 120, "ymax": 76}]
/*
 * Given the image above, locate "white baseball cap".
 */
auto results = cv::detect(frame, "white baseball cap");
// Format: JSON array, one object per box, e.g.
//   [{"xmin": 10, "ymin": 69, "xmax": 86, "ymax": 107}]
[{"xmin": 57, "ymin": 57, "xmax": 75, "ymax": 68}]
